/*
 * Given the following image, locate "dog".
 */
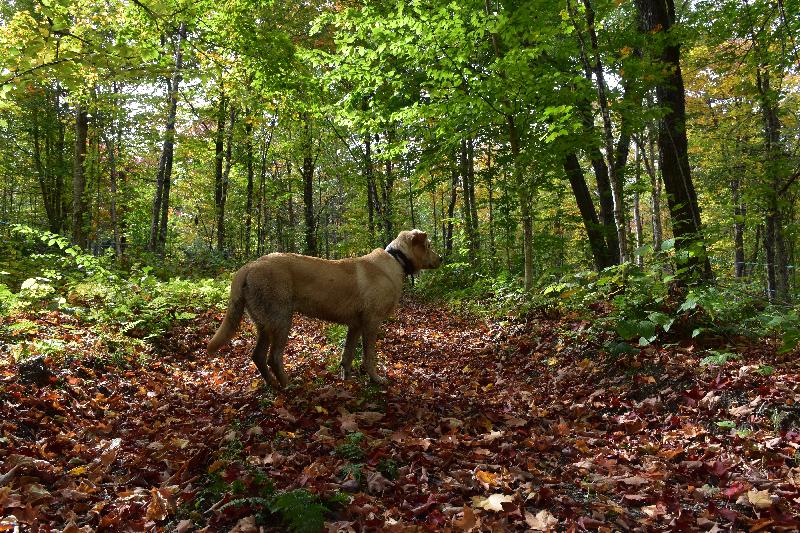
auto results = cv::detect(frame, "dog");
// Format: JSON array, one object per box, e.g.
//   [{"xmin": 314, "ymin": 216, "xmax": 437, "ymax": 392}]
[{"xmin": 207, "ymin": 229, "xmax": 442, "ymax": 387}]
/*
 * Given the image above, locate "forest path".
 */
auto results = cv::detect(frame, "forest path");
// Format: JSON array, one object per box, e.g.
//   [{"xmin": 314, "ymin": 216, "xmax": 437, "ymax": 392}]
[{"xmin": 1, "ymin": 299, "xmax": 799, "ymax": 531}]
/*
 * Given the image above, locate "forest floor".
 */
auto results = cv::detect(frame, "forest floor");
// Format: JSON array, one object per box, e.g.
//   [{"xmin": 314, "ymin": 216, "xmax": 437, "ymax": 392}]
[{"xmin": 1, "ymin": 298, "xmax": 800, "ymax": 532}]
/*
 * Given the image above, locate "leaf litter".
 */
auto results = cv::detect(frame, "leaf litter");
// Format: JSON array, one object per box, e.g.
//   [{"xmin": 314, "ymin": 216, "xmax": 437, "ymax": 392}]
[{"xmin": 1, "ymin": 299, "xmax": 799, "ymax": 531}]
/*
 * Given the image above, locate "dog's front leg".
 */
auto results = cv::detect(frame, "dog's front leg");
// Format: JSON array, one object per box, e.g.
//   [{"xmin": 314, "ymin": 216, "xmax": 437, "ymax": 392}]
[
  {"xmin": 362, "ymin": 327, "xmax": 387, "ymax": 385},
  {"xmin": 340, "ymin": 326, "xmax": 361, "ymax": 380}
]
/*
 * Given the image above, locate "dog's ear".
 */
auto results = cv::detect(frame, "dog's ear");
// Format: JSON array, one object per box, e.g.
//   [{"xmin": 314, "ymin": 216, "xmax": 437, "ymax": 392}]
[{"xmin": 411, "ymin": 230, "xmax": 428, "ymax": 244}]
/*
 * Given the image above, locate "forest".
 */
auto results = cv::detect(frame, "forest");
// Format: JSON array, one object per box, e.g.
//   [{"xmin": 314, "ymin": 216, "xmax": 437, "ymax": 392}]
[{"xmin": 1, "ymin": 0, "xmax": 800, "ymax": 530}]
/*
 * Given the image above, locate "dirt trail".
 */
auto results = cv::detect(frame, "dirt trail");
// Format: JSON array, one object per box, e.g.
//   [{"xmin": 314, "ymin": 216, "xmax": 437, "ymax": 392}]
[{"xmin": 1, "ymin": 300, "xmax": 799, "ymax": 531}]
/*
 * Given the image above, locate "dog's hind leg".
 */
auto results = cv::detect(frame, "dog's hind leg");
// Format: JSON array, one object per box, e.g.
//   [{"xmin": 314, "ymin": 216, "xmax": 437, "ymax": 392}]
[
  {"xmin": 340, "ymin": 326, "xmax": 361, "ymax": 380},
  {"xmin": 252, "ymin": 326, "xmax": 280, "ymax": 389},
  {"xmin": 267, "ymin": 317, "xmax": 292, "ymax": 388},
  {"xmin": 362, "ymin": 326, "xmax": 387, "ymax": 385}
]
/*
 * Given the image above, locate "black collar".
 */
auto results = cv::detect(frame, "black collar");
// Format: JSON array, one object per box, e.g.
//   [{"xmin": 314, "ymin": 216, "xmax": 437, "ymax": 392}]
[{"xmin": 386, "ymin": 247, "xmax": 415, "ymax": 276}]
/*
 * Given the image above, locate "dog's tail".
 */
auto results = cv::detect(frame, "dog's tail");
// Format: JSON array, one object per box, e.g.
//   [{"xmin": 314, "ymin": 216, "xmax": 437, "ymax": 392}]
[{"xmin": 208, "ymin": 266, "xmax": 249, "ymax": 354}]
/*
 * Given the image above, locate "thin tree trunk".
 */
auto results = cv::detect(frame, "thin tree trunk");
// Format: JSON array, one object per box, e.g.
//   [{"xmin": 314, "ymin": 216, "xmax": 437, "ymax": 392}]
[
  {"xmin": 108, "ymin": 83, "xmax": 122, "ymax": 258},
  {"xmin": 445, "ymin": 153, "xmax": 458, "ymax": 256},
  {"xmin": 587, "ymin": 140, "xmax": 619, "ymax": 260},
  {"xmin": 72, "ymin": 102, "xmax": 89, "ymax": 248},
  {"xmin": 431, "ymin": 188, "xmax": 438, "ymax": 246},
  {"xmin": 245, "ymin": 116, "xmax": 254, "ymax": 258},
  {"xmin": 732, "ymin": 176, "xmax": 746, "ymax": 278},
  {"xmin": 217, "ymin": 104, "xmax": 236, "ymax": 252},
  {"xmin": 509, "ymin": 116, "xmax": 534, "ymax": 290},
  {"xmin": 463, "ymin": 138, "xmax": 479, "ymax": 259},
  {"xmin": 55, "ymin": 85, "xmax": 67, "ymax": 232},
  {"xmin": 286, "ymin": 160, "xmax": 295, "ymax": 253},
  {"xmin": 578, "ymin": 0, "xmax": 628, "ymax": 262},
  {"xmin": 214, "ymin": 93, "xmax": 227, "ymax": 251},
  {"xmin": 32, "ymin": 104, "xmax": 59, "ymax": 233},
  {"xmin": 364, "ymin": 131, "xmax": 376, "ymax": 245},
  {"xmin": 487, "ymin": 146, "xmax": 496, "ymax": 272},
  {"xmin": 302, "ymin": 112, "xmax": 316, "ymax": 256},
  {"xmin": 407, "ymin": 161, "xmax": 416, "ymax": 229},
  {"xmin": 150, "ymin": 22, "xmax": 186, "ymax": 253},
  {"xmin": 634, "ymin": 144, "xmax": 644, "ymax": 267}
]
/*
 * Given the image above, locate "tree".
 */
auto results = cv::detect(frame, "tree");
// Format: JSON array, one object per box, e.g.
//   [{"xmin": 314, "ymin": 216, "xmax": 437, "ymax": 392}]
[{"xmin": 635, "ymin": 0, "xmax": 710, "ymax": 281}]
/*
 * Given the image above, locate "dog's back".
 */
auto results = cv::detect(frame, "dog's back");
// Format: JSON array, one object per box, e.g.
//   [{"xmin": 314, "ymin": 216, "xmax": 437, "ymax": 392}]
[{"xmin": 244, "ymin": 251, "xmax": 401, "ymax": 327}]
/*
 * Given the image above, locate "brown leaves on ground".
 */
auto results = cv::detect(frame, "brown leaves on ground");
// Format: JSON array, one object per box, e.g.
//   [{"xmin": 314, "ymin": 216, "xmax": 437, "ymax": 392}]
[{"xmin": 2, "ymin": 300, "xmax": 800, "ymax": 531}]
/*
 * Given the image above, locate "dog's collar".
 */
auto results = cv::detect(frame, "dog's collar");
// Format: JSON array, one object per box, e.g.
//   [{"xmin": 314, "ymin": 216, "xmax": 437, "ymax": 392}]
[{"xmin": 385, "ymin": 247, "xmax": 415, "ymax": 276}]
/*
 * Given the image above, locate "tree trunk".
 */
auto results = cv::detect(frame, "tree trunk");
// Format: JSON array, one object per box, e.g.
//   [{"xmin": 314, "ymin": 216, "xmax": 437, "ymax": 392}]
[
  {"xmin": 302, "ymin": 112, "xmax": 317, "ymax": 256},
  {"xmin": 245, "ymin": 116, "xmax": 254, "ymax": 258},
  {"xmin": 445, "ymin": 153, "xmax": 458, "ymax": 256},
  {"xmin": 564, "ymin": 153, "xmax": 614, "ymax": 270},
  {"xmin": 636, "ymin": 0, "xmax": 710, "ymax": 281},
  {"xmin": 214, "ymin": 93, "xmax": 227, "ymax": 251},
  {"xmin": 407, "ymin": 161, "xmax": 416, "ymax": 229},
  {"xmin": 108, "ymin": 84, "xmax": 122, "ymax": 259},
  {"xmin": 364, "ymin": 131, "xmax": 377, "ymax": 245},
  {"xmin": 286, "ymin": 160, "xmax": 296, "ymax": 253},
  {"xmin": 381, "ymin": 138, "xmax": 394, "ymax": 244},
  {"xmin": 217, "ymin": 104, "xmax": 236, "ymax": 252},
  {"xmin": 580, "ymin": 0, "xmax": 628, "ymax": 262},
  {"xmin": 72, "ymin": 102, "xmax": 89, "ymax": 248},
  {"xmin": 431, "ymin": 188, "xmax": 439, "ymax": 246},
  {"xmin": 587, "ymin": 140, "xmax": 619, "ymax": 261},
  {"xmin": 149, "ymin": 22, "xmax": 186, "ymax": 253},
  {"xmin": 731, "ymin": 176, "xmax": 746, "ymax": 278},
  {"xmin": 461, "ymin": 138, "xmax": 479, "ymax": 260},
  {"xmin": 55, "ymin": 86, "xmax": 68, "ymax": 232},
  {"xmin": 757, "ymin": 67, "xmax": 789, "ymax": 301},
  {"xmin": 509, "ymin": 116, "xmax": 534, "ymax": 290},
  {"xmin": 633, "ymin": 144, "xmax": 644, "ymax": 267},
  {"xmin": 487, "ymin": 146, "xmax": 496, "ymax": 272},
  {"xmin": 32, "ymin": 102, "xmax": 61, "ymax": 233}
]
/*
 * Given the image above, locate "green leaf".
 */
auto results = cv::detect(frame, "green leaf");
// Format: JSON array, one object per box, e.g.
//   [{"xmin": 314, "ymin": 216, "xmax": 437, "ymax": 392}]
[
  {"xmin": 616, "ymin": 319, "xmax": 640, "ymax": 340},
  {"xmin": 608, "ymin": 341, "xmax": 639, "ymax": 356},
  {"xmin": 756, "ymin": 365, "xmax": 774, "ymax": 376}
]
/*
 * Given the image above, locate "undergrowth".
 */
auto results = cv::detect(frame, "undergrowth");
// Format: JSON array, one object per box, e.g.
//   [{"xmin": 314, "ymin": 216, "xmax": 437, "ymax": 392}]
[
  {"xmin": 0, "ymin": 225, "xmax": 228, "ymax": 362},
  {"xmin": 415, "ymin": 254, "xmax": 800, "ymax": 357}
]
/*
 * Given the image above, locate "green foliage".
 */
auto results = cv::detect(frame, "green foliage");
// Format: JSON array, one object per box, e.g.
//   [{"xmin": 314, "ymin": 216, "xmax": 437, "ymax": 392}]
[
  {"xmin": 377, "ymin": 458, "xmax": 399, "ymax": 480},
  {"xmin": 3, "ymin": 224, "xmax": 228, "ymax": 348},
  {"xmin": 699, "ymin": 350, "xmax": 740, "ymax": 367},
  {"xmin": 269, "ymin": 489, "xmax": 327, "ymax": 533},
  {"xmin": 415, "ymin": 266, "xmax": 531, "ymax": 318},
  {"xmin": 0, "ymin": 282, "xmax": 18, "ymax": 315},
  {"xmin": 218, "ymin": 496, "xmax": 272, "ymax": 513},
  {"xmin": 335, "ymin": 432, "xmax": 365, "ymax": 461},
  {"xmin": 338, "ymin": 462, "xmax": 364, "ymax": 483},
  {"xmin": 325, "ymin": 323, "xmax": 348, "ymax": 346}
]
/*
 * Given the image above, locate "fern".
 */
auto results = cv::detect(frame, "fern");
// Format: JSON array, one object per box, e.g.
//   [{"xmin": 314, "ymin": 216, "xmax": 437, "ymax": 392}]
[
  {"xmin": 269, "ymin": 489, "xmax": 327, "ymax": 533},
  {"xmin": 218, "ymin": 496, "xmax": 272, "ymax": 513},
  {"xmin": 335, "ymin": 432, "xmax": 365, "ymax": 461}
]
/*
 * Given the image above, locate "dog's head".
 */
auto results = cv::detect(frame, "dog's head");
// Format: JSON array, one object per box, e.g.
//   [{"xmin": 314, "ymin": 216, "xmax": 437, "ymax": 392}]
[{"xmin": 389, "ymin": 229, "xmax": 442, "ymax": 272}]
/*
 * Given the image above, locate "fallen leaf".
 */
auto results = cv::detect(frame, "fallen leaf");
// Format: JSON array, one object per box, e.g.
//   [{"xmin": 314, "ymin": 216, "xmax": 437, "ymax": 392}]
[
  {"xmin": 525, "ymin": 509, "xmax": 558, "ymax": 531},
  {"xmin": 453, "ymin": 506, "xmax": 478, "ymax": 530},
  {"xmin": 471, "ymin": 493, "xmax": 514, "ymax": 512},
  {"xmin": 475, "ymin": 470, "xmax": 498, "ymax": 487},
  {"xmin": 746, "ymin": 489, "xmax": 774, "ymax": 509}
]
